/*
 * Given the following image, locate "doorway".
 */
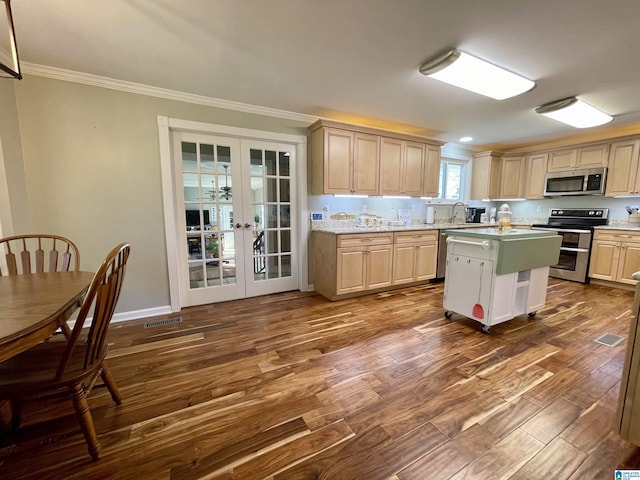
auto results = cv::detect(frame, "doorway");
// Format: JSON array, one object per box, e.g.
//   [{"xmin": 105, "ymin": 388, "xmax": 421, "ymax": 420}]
[{"xmin": 165, "ymin": 124, "xmax": 304, "ymax": 308}]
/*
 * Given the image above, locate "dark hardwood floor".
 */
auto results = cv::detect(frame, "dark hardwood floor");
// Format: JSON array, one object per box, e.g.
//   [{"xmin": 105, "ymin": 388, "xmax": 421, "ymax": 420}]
[{"xmin": 2, "ymin": 279, "xmax": 640, "ymax": 479}]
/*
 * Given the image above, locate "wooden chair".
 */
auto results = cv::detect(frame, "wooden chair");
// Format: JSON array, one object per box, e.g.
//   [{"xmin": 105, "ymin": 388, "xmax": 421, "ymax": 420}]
[
  {"xmin": 0, "ymin": 234, "xmax": 81, "ymax": 337},
  {"xmin": 0, "ymin": 234, "xmax": 80, "ymax": 276},
  {"xmin": 0, "ymin": 243, "xmax": 131, "ymax": 461}
]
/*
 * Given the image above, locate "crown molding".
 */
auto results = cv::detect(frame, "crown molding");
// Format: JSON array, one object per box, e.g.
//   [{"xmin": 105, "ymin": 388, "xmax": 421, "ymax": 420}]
[{"xmin": 21, "ymin": 62, "xmax": 318, "ymax": 124}]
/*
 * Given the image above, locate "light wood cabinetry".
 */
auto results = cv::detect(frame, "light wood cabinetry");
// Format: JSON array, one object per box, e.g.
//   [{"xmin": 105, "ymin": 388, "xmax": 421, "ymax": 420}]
[
  {"xmin": 379, "ymin": 138, "xmax": 425, "ymax": 196},
  {"xmin": 313, "ymin": 231, "xmax": 393, "ymax": 300},
  {"xmin": 524, "ymin": 152, "xmax": 548, "ymax": 199},
  {"xmin": 546, "ymin": 143, "xmax": 609, "ymax": 172},
  {"xmin": 470, "ymin": 151, "xmax": 502, "ymax": 200},
  {"xmin": 309, "ymin": 127, "xmax": 380, "ymax": 195},
  {"xmin": 605, "ymin": 139, "xmax": 640, "ymax": 196},
  {"xmin": 308, "ymin": 120, "xmax": 443, "ymax": 198},
  {"xmin": 392, "ymin": 231, "xmax": 438, "ymax": 285},
  {"xmin": 617, "ymin": 276, "xmax": 640, "ymax": 446},
  {"xmin": 499, "ymin": 155, "xmax": 526, "ymax": 198},
  {"xmin": 589, "ymin": 229, "xmax": 640, "ymax": 285}
]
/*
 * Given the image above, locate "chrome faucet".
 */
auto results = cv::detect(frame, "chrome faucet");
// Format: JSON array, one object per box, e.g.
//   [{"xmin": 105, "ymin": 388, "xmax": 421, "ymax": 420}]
[{"xmin": 450, "ymin": 202, "xmax": 467, "ymax": 224}]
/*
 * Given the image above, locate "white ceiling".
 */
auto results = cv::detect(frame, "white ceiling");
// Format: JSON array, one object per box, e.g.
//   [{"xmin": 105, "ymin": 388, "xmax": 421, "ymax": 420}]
[{"xmin": 10, "ymin": 0, "xmax": 640, "ymax": 149}]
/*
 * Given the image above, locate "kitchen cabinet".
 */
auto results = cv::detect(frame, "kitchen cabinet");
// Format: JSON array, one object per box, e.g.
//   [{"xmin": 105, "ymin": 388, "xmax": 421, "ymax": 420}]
[
  {"xmin": 379, "ymin": 138, "xmax": 424, "ymax": 196},
  {"xmin": 309, "ymin": 126, "xmax": 380, "ymax": 195},
  {"xmin": 524, "ymin": 152, "xmax": 548, "ymax": 199},
  {"xmin": 499, "ymin": 155, "xmax": 526, "ymax": 198},
  {"xmin": 617, "ymin": 272, "xmax": 640, "ymax": 446},
  {"xmin": 605, "ymin": 139, "xmax": 640, "ymax": 196},
  {"xmin": 470, "ymin": 151, "xmax": 502, "ymax": 200},
  {"xmin": 422, "ymin": 145, "xmax": 442, "ymax": 197},
  {"xmin": 313, "ymin": 231, "xmax": 393, "ymax": 300},
  {"xmin": 546, "ymin": 143, "xmax": 609, "ymax": 172},
  {"xmin": 308, "ymin": 119, "xmax": 444, "ymax": 198},
  {"xmin": 589, "ymin": 229, "xmax": 640, "ymax": 285},
  {"xmin": 392, "ymin": 231, "xmax": 438, "ymax": 284}
]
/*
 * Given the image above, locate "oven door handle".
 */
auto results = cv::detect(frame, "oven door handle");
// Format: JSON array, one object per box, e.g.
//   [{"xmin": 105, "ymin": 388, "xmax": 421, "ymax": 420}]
[
  {"xmin": 559, "ymin": 247, "xmax": 590, "ymax": 253},
  {"xmin": 532, "ymin": 227, "xmax": 592, "ymax": 234}
]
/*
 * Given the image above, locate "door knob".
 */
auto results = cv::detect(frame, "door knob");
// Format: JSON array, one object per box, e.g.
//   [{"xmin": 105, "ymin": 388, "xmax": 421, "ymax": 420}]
[
  {"xmin": 235, "ymin": 223, "xmax": 242, "ymax": 228},
  {"xmin": 244, "ymin": 223, "xmax": 251, "ymax": 229}
]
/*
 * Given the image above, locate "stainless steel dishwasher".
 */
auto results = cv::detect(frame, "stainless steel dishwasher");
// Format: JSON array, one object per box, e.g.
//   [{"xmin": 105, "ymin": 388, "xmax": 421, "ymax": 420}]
[{"xmin": 436, "ymin": 230, "xmax": 448, "ymax": 279}]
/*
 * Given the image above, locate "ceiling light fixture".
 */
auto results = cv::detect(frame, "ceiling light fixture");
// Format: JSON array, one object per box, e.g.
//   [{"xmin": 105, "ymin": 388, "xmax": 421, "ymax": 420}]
[
  {"xmin": 459, "ymin": 136, "xmax": 473, "ymax": 143},
  {"xmin": 535, "ymin": 97, "xmax": 613, "ymax": 128},
  {"xmin": 419, "ymin": 49, "xmax": 535, "ymax": 100},
  {"xmin": 0, "ymin": 0, "xmax": 21, "ymax": 80}
]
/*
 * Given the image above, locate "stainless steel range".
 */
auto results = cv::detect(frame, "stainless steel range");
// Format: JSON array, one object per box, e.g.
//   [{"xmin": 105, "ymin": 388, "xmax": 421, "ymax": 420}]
[{"xmin": 531, "ymin": 208, "xmax": 608, "ymax": 283}]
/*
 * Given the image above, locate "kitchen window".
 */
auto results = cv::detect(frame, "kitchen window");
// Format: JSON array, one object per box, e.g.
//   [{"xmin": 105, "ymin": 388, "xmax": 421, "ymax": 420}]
[{"xmin": 438, "ymin": 158, "xmax": 467, "ymax": 200}]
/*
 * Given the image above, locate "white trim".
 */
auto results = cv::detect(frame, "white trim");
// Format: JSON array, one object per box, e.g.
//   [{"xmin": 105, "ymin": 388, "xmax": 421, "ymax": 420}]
[
  {"xmin": 111, "ymin": 306, "xmax": 173, "ymax": 323},
  {"xmin": 23, "ymin": 62, "xmax": 318, "ymax": 124},
  {"xmin": 158, "ymin": 116, "xmax": 309, "ymax": 311},
  {"xmin": 158, "ymin": 117, "xmax": 182, "ymax": 312}
]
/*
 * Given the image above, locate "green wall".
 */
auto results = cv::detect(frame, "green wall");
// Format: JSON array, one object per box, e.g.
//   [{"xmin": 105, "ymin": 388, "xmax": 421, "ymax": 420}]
[{"xmin": 10, "ymin": 75, "xmax": 309, "ymax": 314}]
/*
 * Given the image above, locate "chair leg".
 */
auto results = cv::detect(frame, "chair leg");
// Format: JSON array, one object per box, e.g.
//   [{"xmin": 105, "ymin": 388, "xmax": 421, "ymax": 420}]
[
  {"xmin": 70, "ymin": 383, "xmax": 101, "ymax": 461},
  {"xmin": 100, "ymin": 361, "xmax": 122, "ymax": 405}
]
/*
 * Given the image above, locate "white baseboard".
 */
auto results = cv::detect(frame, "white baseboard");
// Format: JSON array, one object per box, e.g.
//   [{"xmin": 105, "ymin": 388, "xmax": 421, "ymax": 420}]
[{"xmin": 68, "ymin": 305, "xmax": 173, "ymax": 329}]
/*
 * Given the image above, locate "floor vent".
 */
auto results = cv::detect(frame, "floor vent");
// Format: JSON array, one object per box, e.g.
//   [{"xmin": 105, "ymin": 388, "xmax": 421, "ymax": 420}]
[
  {"xmin": 144, "ymin": 316, "xmax": 183, "ymax": 329},
  {"xmin": 594, "ymin": 333, "xmax": 625, "ymax": 347}
]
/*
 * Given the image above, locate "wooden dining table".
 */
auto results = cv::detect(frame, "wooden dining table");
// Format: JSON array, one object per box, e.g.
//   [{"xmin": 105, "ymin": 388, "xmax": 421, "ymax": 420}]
[{"xmin": 0, "ymin": 271, "xmax": 95, "ymax": 363}]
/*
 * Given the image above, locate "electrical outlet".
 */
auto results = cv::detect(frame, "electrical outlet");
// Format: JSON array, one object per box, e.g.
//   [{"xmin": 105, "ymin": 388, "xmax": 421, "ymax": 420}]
[
  {"xmin": 536, "ymin": 205, "xmax": 542, "ymax": 213},
  {"xmin": 361, "ymin": 204, "xmax": 368, "ymax": 213}
]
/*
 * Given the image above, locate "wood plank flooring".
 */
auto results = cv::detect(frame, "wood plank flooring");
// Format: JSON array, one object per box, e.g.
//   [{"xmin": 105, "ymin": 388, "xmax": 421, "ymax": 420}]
[{"xmin": 2, "ymin": 279, "xmax": 640, "ymax": 479}]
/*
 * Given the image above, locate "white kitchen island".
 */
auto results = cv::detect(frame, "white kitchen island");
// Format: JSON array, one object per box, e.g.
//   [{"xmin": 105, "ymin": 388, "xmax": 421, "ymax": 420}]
[{"xmin": 443, "ymin": 228, "xmax": 562, "ymax": 332}]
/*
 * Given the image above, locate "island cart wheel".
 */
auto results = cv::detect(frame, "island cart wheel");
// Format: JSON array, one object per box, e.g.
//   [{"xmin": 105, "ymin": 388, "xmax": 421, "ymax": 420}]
[
  {"xmin": 481, "ymin": 324, "xmax": 491, "ymax": 334},
  {"xmin": 444, "ymin": 311, "xmax": 453, "ymax": 319},
  {"xmin": 528, "ymin": 312, "xmax": 537, "ymax": 318}
]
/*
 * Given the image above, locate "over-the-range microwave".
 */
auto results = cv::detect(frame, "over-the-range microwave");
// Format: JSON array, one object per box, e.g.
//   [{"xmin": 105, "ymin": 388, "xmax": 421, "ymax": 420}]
[{"xmin": 544, "ymin": 167, "xmax": 607, "ymax": 196}]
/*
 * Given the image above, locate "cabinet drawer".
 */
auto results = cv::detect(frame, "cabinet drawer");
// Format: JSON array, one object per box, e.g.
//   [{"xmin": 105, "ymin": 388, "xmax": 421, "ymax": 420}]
[
  {"xmin": 337, "ymin": 233, "xmax": 394, "ymax": 247},
  {"xmin": 594, "ymin": 230, "xmax": 640, "ymax": 242},
  {"xmin": 394, "ymin": 231, "xmax": 438, "ymax": 244}
]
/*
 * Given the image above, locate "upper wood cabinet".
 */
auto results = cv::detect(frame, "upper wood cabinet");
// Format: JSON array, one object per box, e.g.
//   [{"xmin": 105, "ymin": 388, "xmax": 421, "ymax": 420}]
[
  {"xmin": 308, "ymin": 120, "xmax": 443, "ymax": 197},
  {"xmin": 379, "ymin": 138, "xmax": 424, "ymax": 196},
  {"xmin": 547, "ymin": 143, "xmax": 609, "ymax": 172},
  {"xmin": 309, "ymin": 127, "xmax": 380, "ymax": 195},
  {"xmin": 524, "ymin": 152, "xmax": 548, "ymax": 199},
  {"xmin": 499, "ymin": 155, "xmax": 526, "ymax": 198},
  {"xmin": 605, "ymin": 139, "xmax": 640, "ymax": 196},
  {"xmin": 470, "ymin": 151, "xmax": 501, "ymax": 200}
]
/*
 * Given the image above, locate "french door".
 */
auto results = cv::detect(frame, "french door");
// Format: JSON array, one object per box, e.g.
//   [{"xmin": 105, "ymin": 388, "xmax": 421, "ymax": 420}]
[{"xmin": 173, "ymin": 131, "xmax": 298, "ymax": 306}]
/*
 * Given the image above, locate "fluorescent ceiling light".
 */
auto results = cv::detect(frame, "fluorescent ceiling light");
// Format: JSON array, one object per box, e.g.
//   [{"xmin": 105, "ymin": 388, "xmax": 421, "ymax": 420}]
[
  {"xmin": 459, "ymin": 136, "xmax": 473, "ymax": 142},
  {"xmin": 419, "ymin": 49, "xmax": 535, "ymax": 100},
  {"xmin": 535, "ymin": 97, "xmax": 613, "ymax": 128}
]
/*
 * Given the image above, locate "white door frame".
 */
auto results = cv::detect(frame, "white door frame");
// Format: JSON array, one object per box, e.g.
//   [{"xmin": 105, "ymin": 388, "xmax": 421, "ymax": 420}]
[{"xmin": 158, "ymin": 116, "xmax": 308, "ymax": 312}]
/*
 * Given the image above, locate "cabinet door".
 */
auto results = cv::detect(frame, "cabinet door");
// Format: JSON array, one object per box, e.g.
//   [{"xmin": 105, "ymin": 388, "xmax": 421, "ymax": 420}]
[
  {"xmin": 422, "ymin": 145, "xmax": 441, "ymax": 197},
  {"xmin": 547, "ymin": 149, "xmax": 577, "ymax": 172},
  {"xmin": 606, "ymin": 140, "xmax": 640, "ymax": 196},
  {"xmin": 618, "ymin": 243, "xmax": 640, "ymax": 285},
  {"xmin": 415, "ymin": 242, "xmax": 437, "ymax": 281},
  {"xmin": 324, "ymin": 128, "xmax": 353, "ymax": 194},
  {"xmin": 500, "ymin": 156, "xmax": 525, "ymax": 198},
  {"xmin": 525, "ymin": 153, "xmax": 548, "ymax": 199},
  {"xmin": 403, "ymin": 142, "xmax": 425, "ymax": 196},
  {"xmin": 336, "ymin": 247, "xmax": 366, "ymax": 294},
  {"xmin": 379, "ymin": 137, "xmax": 404, "ymax": 195},
  {"xmin": 470, "ymin": 152, "xmax": 501, "ymax": 200},
  {"xmin": 589, "ymin": 240, "xmax": 619, "ymax": 281},
  {"xmin": 367, "ymin": 244, "xmax": 393, "ymax": 289},
  {"xmin": 392, "ymin": 244, "xmax": 417, "ymax": 285},
  {"xmin": 353, "ymin": 133, "xmax": 380, "ymax": 195},
  {"xmin": 577, "ymin": 143, "xmax": 609, "ymax": 169}
]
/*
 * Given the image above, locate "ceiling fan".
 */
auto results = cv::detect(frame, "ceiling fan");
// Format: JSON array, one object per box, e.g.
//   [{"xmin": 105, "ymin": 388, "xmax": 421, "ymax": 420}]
[{"xmin": 207, "ymin": 164, "xmax": 232, "ymax": 200}]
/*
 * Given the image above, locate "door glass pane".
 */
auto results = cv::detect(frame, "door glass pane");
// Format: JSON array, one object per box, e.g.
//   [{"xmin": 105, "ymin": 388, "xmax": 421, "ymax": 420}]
[
  {"xmin": 250, "ymin": 149, "xmax": 264, "ymax": 175},
  {"xmin": 266, "ymin": 178, "xmax": 277, "ymax": 203},
  {"xmin": 279, "ymin": 152, "xmax": 290, "ymax": 176},
  {"xmin": 266, "ymin": 150, "xmax": 277, "ymax": 175},
  {"xmin": 279, "ymin": 179, "xmax": 290, "ymax": 202},
  {"xmin": 279, "ymin": 205, "xmax": 290, "ymax": 228},
  {"xmin": 280, "ymin": 230, "xmax": 291, "ymax": 253},
  {"xmin": 267, "ymin": 230, "xmax": 278, "ymax": 254},
  {"xmin": 267, "ymin": 256, "xmax": 279, "ymax": 279},
  {"xmin": 183, "ymin": 173, "xmax": 198, "ymax": 202},
  {"xmin": 182, "ymin": 142, "xmax": 197, "ymax": 171},
  {"xmin": 200, "ymin": 144, "xmax": 214, "ymax": 172}
]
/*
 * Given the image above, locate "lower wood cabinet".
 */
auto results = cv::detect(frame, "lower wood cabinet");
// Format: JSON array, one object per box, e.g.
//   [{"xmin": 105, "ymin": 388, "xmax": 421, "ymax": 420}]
[
  {"xmin": 313, "ymin": 230, "xmax": 438, "ymax": 300},
  {"xmin": 392, "ymin": 231, "xmax": 438, "ymax": 284},
  {"xmin": 589, "ymin": 229, "xmax": 640, "ymax": 285}
]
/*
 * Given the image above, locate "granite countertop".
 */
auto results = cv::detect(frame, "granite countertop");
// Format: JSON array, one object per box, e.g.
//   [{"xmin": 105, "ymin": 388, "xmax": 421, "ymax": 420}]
[
  {"xmin": 311, "ymin": 222, "xmax": 537, "ymax": 235},
  {"xmin": 594, "ymin": 224, "xmax": 640, "ymax": 231}
]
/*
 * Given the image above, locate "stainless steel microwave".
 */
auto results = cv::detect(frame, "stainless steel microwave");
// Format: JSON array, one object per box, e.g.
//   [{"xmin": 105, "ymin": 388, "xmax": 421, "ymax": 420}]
[{"xmin": 544, "ymin": 167, "xmax": 607, "ymax": 196}]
